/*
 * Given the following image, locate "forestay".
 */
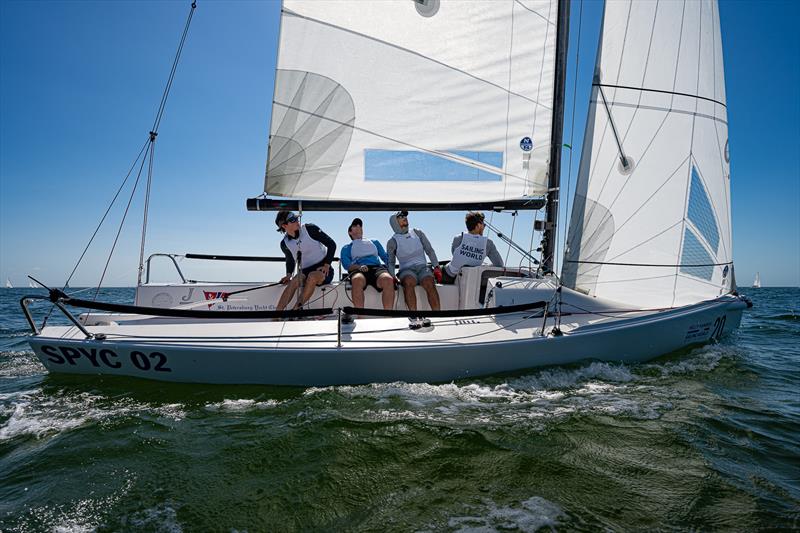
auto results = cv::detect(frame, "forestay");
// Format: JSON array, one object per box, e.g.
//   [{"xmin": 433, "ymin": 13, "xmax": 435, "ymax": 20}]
[
  {"xmin": 264, "ymin": 0, "xmax": 560, "ymax": 204},
  {"xmin": 563, "ymin": 0, "xmax": 733, "ymax": 308}
]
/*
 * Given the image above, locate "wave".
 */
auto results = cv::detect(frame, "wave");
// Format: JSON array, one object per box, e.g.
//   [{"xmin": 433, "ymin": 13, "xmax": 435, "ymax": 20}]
[
  {"xmin": 444, "ymin": 496, "xmax": 564, "ymax": 532},
  {"xmin": 0, "ymin": 388, "xmax": 185, "ymax": 442},
  {"xmin": 204, "ymin": 398, "xmax": 280, "ymax": 412}
]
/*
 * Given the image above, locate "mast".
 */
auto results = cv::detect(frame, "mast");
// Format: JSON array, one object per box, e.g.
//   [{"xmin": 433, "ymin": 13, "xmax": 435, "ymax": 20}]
[{"xmin": 542, "ymin": 0, "xmax": 570, "ymax": 274}]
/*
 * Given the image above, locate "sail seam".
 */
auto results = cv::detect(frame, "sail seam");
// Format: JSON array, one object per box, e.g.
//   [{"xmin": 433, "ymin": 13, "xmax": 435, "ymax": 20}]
[
  {"xmin": 595, "ymin": 100, "xmax": 727, "ymax": 126},
  {"xmin": 672, "ymin": 0, "xmax": 705, "ymax": 307},
  {"xmin": 593, "ymin": 83, "xmax": 726, "ymax": 108},
  {"xmin": 281, "ymin": 9, "xmax": 552, "ymax": 110},
  {"xmin": 502, "ymin": 0, "xmax": 516, "ymax": 199},
  {"xmin": 565, "ymin": 260, "xmax": 732, "ymax": 267},
  {"xmin": 514, "ymin": 0, "xmax": 556, "ymax": 25},
  {"xmin": 523, "ymin": 0, "xmax": 554, "ymax": 198}
]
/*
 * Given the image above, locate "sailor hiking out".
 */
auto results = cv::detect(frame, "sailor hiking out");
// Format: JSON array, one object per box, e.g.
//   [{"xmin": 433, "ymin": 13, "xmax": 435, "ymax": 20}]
[
  {"xmin": 442, "ymin": 211, "xmax": 504, "ymax": 284},
  {"xmin": 274, "ymin": 210, "xmax": 337, "ymax": 311},
  {"xmin": 387, "ymin": 211, "xmax": 441, "ymax": 316},
  {"xmin": 341, "ymin": 218, "xmax": 395, "ymax": 316}
]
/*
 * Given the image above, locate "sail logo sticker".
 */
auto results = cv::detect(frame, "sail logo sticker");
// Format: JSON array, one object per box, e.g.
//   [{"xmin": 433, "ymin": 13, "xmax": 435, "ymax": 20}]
[{"xmin": 520, "ymin": 137, "xmax": 533, "ymax": 152}]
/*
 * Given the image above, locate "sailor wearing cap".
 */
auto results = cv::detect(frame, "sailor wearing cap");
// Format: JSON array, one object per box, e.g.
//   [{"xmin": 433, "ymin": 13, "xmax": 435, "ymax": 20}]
[
  {"xmin": 341, "ymin": 218, "xmax": 395, "ymax": 313},
  {"xmin": 387, "ymin": 211, "xmax": 441, "ymax": 313},
  {"xmin": 274, "ymin": 210, "xmax": 337, "ymax": 311}
]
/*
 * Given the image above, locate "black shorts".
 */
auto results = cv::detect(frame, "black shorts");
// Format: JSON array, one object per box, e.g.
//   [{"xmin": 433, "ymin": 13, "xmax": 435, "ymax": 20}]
[
  {"xmin": 351, "ymin": 265, "xmax": 390, "ymax": 291},
  {"xmin": 441, "ymin": 268, "xmax": 457, "ymax": 285},
  {"xmin": 302, "ymin": 261, "xmax": 334, "ymax": 285}
]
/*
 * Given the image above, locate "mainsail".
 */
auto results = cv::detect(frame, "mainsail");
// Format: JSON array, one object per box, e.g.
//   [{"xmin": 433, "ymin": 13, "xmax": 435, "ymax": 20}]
[
  {"xmin": 263, "ymin": 0, "xmax": 562, "ymax": 204},
  {"xmin": 563, "ymin": 0, "xmax": 733, "ymax": 308}
]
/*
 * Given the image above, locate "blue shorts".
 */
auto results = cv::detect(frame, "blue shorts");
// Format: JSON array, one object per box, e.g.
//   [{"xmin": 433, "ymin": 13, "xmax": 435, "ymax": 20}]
[{"xmin": 398, "ymin": 264, "xmax": 434, "ymax": 283}]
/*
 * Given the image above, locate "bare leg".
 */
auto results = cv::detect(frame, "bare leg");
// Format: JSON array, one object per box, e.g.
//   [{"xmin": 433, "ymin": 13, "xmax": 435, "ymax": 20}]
[
  {"xmin": 276, "ymin": 275, "xmax": 303, "ymax": 311},
  {"xmin": 402, "ymin": 275, "xmax": 417, "ymax": 311},
  {"xmin": 296, "ymin": 270, "xmax": 324, "ymax": 307},
  {"xmin": 378, "ymin": 273, "xmax": 395, "ymax": 310},
  {"xmin": 421, "ymin": 276, "xmax": 440, "ymax": 311},
  {"xmin": 350, "ymin": 274, "xmax": 366, "ymax": 310}
]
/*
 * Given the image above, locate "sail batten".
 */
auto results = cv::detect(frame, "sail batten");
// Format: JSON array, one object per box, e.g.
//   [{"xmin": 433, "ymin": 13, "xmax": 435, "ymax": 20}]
[
  {"xmin": 263, "ymin": 0, "xmax": 561, "ymax": 204},
  {"xmin": 563, "ymin": 0, "xmax": 733, "ymax": 309}
]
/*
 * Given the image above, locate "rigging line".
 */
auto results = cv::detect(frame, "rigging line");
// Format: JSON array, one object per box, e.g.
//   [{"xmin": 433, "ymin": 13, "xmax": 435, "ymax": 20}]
[
  {"xmin": 593, "ymin": 83, "xmax": 726, "ymax": 109},
  {"xmin": 137, "ymin": 135, "xmax": 156, "ymax": 287},
  {"xmin": 151, "ymin": 1, "xmax": 196, "ymax": 133},
  {"xmin": 281, "ymin": 9, "xmax": 552, "ymax": 111},
  {"xmin": 93, "ymin": 143, "xmax": 152, "ymax": 301},
  {"xmin": 272, "ymin": 101, "xmax": 537, "ymax": 187},
  {"xmin": 560, "ymin": 0, "xmax": 582, "ymax": 275},
  {"xmin": 504, "ymin": 211, "xmax": 518, "ymax": 266},
  {"xmin": 62, "ymin": 138, "xmax": 150, "ymax": 289},
  {"xmin": 596, "ymin": 84, "xmax": 629, "ymax": 169},
  {"xmin": 41, "ymin": 139, "xmax": 151, "ymax": 327}
]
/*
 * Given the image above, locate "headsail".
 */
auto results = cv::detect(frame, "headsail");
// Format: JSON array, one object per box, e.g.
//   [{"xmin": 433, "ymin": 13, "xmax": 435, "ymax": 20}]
[
  {"xmin": 263, "ymin": 0, "xmax": 561, "ymax": 205},
  {"xmin": 563, "ymin": 0, "xmax": 733, "ymax": 308}
]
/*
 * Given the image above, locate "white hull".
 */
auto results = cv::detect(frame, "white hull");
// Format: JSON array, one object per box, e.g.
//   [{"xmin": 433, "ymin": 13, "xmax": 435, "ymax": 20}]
[{"xmin": 27, "ymin": 291, "xmax": 746, "ymax": 386}]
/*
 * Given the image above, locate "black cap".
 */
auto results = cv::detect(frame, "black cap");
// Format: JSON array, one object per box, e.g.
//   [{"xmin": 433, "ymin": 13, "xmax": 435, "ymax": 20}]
[
  {"xmin": 394, "ymin": 210, "xmax": 408, "ymax": 218},
  {"xmin": 348, "ymin": 217, "xmax": 363, "ymax": 232}
]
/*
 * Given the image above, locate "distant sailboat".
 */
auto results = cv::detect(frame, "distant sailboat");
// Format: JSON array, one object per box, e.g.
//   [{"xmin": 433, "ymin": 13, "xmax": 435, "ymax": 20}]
[
  {"xmin": 752, "ymin": 272, "xmax": 761, "ymax": 288},
  {"xmin": 28, "ymin": 280, "xmax": 37, "ymax": 289},
  {"xmin": 4, "ymin": 279, "xmax": 12, "ymax": 289}
]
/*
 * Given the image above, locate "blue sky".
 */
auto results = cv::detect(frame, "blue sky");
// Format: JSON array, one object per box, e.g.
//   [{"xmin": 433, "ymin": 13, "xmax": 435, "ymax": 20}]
[{"xmin": 1, "ymin": 0, "xmax": 798, "ymax": 288}]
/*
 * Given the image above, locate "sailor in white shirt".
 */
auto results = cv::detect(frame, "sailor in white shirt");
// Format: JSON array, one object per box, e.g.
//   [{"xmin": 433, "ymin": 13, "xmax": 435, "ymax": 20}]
[
  {"xmin": 386, "ymin": 211, "xmax": 441, "ymax": 311},
  {"xmin": 442, "ymin": 211, "xmax": 504, "ymax": 284}
]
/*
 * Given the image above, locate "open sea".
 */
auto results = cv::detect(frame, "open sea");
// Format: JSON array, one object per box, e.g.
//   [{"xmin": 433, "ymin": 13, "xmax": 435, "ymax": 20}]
[{"xmin": 0, "ymin": 287, "xmax": 797, "ymax": 531}]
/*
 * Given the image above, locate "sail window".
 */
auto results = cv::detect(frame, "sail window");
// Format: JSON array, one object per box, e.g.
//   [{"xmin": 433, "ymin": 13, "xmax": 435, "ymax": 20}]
[
  {"xmin": 687, "ymin": 166, "xmax": 720, "ymax": 253},
  {"xmin": 364, "ymin": 149, "xmax": 502, "ymax": 182},
  {"xmin": 680, "ymin": 228, "xmax": 714, "ymax": 281}
]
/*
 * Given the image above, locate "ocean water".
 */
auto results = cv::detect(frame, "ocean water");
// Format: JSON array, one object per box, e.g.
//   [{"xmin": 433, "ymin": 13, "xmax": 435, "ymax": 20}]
[{"xmin": 0, "ymin": 287, "xmax": 797, "ymax": 531}]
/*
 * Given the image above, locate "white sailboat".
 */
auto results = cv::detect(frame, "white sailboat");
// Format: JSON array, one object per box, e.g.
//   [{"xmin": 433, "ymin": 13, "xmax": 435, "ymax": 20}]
[
  {"xmin": 21, "ymin": 0, "xmax": 749, "ymax": 385},
  {"xmin": 5, "ymin": 279, "xmax": 12, "ymax": 289},
  {"xmin": 753, "ymin": 272, "xmax": 761, "ymax": 288}
]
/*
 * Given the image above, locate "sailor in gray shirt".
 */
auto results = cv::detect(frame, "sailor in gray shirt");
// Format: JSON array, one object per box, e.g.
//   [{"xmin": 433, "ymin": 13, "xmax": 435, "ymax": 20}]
[
  {"xmin": 387, "ymin": 211, "xmax": 441, "ymax": 312},
  {"xmin": 442, "ymin": 211, "xmax": 504, "ymax": 284}
]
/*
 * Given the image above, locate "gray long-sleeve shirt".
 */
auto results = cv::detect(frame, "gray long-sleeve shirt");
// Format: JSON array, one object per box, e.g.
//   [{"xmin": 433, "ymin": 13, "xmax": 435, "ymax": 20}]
[
  {"xmin": 386, "ymin": 228, "xmax": 439, "ymax": 277},
  {"xmin": 451, "ymin": 234, "xmax": 504, "ymax": 267}
]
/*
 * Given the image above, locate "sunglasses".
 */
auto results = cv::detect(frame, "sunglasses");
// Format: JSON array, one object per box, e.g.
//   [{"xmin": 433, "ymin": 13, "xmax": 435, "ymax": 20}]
[{"xmin": 284, "ymin": 214, "xmax": 299, "ymax": 224}]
